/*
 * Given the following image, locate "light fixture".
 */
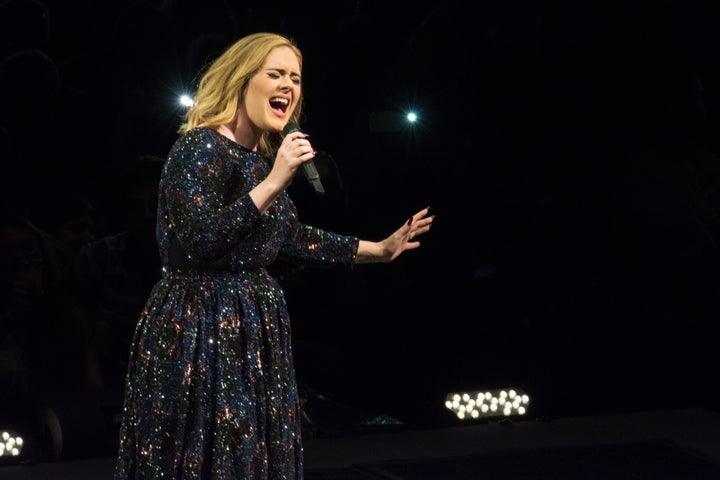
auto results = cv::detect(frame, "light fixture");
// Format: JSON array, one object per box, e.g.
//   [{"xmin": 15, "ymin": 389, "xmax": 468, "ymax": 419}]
[
  {"xmin": 0, "ymin": 398, "xmax": 36, "ymax": 466},
  {"xmin": 0, "ymin": 430, "xmax": 24, "ymax": 459},
  {"xmin": 179, "ymin": 94, "xmax": 195, "ymax": 107},
  {"xmin": 444, "ymin": 388, "xmax": 530, "ymax": 420}
]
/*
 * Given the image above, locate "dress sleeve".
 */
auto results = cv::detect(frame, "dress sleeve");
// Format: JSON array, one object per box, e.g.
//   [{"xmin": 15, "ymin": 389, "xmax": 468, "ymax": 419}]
[
  {"xmin": 164, "ymin": 131, "xmax": 261, "ymax": 262},
  {"xmin": 280, "ymin": 219, "xmax": 360, "ymax": 270}
]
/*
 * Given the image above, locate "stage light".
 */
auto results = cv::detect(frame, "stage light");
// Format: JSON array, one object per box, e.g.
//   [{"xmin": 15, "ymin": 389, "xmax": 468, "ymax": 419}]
[
  {"xmin": 0, "ymin": 399, "xmax": 37, "ymax": 466},
  {"xmin": 0, "ymin": 431, "xmax": 24, "ymax": 458},
  {"xmin": 369, "ymin": 109, "xmax": 423, "ymax": 132},
  {"xmin": 179, "ymin": 94, "xmax": 195, "ymax": 107},
  {"xmin": 444, "ymin": 388, "xmax": 530, "ymax": 420}
]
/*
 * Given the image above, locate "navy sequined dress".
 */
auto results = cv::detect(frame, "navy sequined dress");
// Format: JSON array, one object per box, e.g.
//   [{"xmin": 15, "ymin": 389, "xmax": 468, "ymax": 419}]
[{"xmin": 114, "ymin": 127, "xmax": 359, "ymax": 479}]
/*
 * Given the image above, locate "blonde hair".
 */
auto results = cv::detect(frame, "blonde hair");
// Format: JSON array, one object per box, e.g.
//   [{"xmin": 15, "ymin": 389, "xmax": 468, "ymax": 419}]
[{"xmin": 179, "ymin": 32, "xmax": 303, "ymax": 158}]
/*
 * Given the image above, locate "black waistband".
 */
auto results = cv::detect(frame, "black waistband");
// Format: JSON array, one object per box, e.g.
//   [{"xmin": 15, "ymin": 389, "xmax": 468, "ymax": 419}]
[{"xmin": 167, "ymin": 233, "xmax": 228, "ymax": 271}]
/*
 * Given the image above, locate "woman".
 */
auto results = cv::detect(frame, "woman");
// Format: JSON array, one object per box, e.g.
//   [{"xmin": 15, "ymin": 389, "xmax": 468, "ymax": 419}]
[{"xmin": 114, "ymin": 32, "xmax": 433, "ymax": 479}]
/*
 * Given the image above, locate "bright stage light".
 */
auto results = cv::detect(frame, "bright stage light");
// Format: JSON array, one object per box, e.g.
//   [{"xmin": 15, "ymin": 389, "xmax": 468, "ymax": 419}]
[
  {"xmin": 368, "ymin": 108, "xmax": 423, "ymax": 132},
  {"xmin": 0, "ymin": 430, "xmax": 24, "ymax": 458},
  {"xmin": 179, "ymin": 94, "xmax": 195, "ymax": 107},
  {"xmin": 444, "ymin": 388, "xmax": 530, "ymax": 420},
  {"xmin": 0, "ymin": 400, "xmax": 34, "ymax": 465}
]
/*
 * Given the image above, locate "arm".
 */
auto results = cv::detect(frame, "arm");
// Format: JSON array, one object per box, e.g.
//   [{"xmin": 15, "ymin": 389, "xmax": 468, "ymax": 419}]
[
  {"xmin": 354, "ymin": 207, "xmax": 434, "ymax": 264},
  {"xmin": 166, "ymin": 131, "xmax": 262, "ymax": 261},
  {"xmin": 280, "ymin": 223, "xmax": 359, "ymax": 269},
  {"xmin": 168, "ymin": 128, "xmax": 316, "ymax": 261},
  {"xmin": 277, "ymin": 205, "xmax": 432, "ymax": 269}
]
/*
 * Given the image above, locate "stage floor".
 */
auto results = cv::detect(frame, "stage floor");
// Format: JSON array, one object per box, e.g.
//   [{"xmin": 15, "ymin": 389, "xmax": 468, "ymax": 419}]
[{"xmin": 2, "ymin": 407, "xmax": 719, "ymax": 479}]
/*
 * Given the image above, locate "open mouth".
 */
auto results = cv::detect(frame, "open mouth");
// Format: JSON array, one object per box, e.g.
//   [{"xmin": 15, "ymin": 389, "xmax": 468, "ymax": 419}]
[{"xmin": 269, "ymin": 96, "xmax": 290, "ymax": 114}]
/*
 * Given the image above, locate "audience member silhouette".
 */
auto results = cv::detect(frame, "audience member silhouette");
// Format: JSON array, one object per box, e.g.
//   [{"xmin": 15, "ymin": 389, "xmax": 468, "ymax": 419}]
[
  {"xmin": 73, "ymin": 155, "xmax": 165, "ymax": 387},
  {"xmin": 0, "ymin": 208, "xmax": 102, "ymax": 398},
  {"xmin": 31, "ymin": 191, "xmax": 99, "ymax": 255}
]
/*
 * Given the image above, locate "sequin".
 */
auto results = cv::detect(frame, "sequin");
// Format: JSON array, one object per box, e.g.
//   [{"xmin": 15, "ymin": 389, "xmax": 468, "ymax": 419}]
[{"xmin": 114, "ymin": 127, "xmax": 359, "ymax": 479}]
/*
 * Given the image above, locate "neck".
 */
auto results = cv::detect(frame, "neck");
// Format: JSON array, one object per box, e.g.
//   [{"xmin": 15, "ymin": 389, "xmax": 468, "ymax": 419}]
[{"xmin": 216, "ymin": 122, "xmax": 259, "ymax": 151}]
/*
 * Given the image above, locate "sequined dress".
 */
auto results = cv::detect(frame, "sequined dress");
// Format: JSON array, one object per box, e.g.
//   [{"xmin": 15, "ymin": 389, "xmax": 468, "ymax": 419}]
[{"xmin": 114, "ymin": 127, "xmax": 359, "ymax": 479}]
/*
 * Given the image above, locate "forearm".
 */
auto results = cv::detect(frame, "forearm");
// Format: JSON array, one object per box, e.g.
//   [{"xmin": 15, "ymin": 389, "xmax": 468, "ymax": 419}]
[
  {"xmin": 249, "ymin": 176, "xmax": 285, "ymax": 214},
  {"xmin": 282, "ymin": 225, "xmax": 359, "ymax": 268},
  {"xmin": 354, "ymin": 239, "xmax": 390, "ymax": 264}
]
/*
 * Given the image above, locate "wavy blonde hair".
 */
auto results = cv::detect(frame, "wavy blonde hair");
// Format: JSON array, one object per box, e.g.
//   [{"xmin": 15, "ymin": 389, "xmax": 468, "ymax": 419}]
[{"xmin": 179, "ymin": 32, "xmax": 303, "ymax": 158}]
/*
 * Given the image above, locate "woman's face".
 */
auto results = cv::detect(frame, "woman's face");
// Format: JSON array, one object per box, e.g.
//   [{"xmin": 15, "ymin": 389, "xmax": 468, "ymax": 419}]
[{"xmin": 242, "ymin": 46, "xmax": 301, "ymax": 134}]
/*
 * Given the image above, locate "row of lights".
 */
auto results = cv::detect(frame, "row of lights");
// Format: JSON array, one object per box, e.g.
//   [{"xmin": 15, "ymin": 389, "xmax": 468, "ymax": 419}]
[{"xmin": 445, "ymin": 389, "xmax": 530, "ymax": 420}]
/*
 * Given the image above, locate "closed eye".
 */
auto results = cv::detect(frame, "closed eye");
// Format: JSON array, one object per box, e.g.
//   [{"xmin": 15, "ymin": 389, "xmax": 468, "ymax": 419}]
[{"xmin": 267, "ymin": 70, "xmax": 301, "ymax": 85}]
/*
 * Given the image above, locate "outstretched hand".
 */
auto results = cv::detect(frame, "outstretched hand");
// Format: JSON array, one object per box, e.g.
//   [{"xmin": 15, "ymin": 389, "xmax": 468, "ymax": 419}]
[
  {"xmin": 355, "ymin": 207, "xmax": 434, "ymax": 264},
  {"xmin": 386, "ymin": 206, "xmax": 434, "ymax": 261}
]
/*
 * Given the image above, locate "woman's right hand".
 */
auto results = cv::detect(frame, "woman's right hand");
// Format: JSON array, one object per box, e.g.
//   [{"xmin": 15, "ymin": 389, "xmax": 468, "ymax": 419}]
[
  {"xmin": 269, "ymin": 130, "xmax": 316, "ymax": 190},
  {"xmin": 250, "ymin": 129, "xmax": 316, "ymax": 214}
]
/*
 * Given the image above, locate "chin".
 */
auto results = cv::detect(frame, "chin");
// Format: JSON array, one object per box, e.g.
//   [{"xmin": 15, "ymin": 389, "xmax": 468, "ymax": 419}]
[{"xmin": 265, "ymin": 119, "xmax": 285, "ymax": 132}]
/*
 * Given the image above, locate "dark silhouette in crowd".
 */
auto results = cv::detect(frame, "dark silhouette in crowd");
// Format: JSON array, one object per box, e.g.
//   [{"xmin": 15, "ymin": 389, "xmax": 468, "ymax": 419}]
[
  {"xmin": 73, "ymin": 155, "xmax": 165, "ymax": 388},
  {"xmin": 0, "ymin": 208, "xmax": 103, "ymax": 398},
  {"xmin": 30, "ymin": 191, "xmax": 99, "ymax": 255}
]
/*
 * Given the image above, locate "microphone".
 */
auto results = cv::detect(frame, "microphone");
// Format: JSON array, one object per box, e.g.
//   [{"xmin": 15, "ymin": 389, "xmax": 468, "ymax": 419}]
[{"xmin": 283, "ymin": 122, "xmax": 325, "ymax": 195}]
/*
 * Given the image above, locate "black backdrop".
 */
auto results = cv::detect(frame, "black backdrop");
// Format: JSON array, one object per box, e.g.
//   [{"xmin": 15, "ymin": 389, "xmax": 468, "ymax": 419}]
[{"xmin": 2, "ymin": 0, "xmax": 720, "ymax": 428}]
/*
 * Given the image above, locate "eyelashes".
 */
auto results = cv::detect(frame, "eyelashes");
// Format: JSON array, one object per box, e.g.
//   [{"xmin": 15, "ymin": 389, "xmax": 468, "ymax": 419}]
[{"xmin": 267, "ymin": 72, "xmax": 301, "ymax": 85}]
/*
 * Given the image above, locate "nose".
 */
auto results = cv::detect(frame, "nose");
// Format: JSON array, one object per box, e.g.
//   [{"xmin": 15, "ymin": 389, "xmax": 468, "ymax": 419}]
[{"xmin": 279, "ymin": 74, "xmax": 294, "ymax": 91}]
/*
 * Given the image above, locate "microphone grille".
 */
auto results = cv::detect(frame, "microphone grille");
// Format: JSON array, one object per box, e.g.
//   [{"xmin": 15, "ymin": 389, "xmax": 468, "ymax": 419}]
[{"xmin": 282, "ymin": 122, "xmax": 301, "ymax": 135}]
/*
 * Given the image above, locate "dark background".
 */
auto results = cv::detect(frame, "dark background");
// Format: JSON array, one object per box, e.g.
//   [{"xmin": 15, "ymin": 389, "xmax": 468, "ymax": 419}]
[{"xmin": 2, "ymin": 0, "xmax": 720, "ymax": 442}]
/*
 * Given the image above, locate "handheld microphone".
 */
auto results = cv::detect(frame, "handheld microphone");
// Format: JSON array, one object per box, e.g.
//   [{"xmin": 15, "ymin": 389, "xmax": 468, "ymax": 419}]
[{"xmin": 282, "ymin": 122, "xmax": 325, "ymax": 195}]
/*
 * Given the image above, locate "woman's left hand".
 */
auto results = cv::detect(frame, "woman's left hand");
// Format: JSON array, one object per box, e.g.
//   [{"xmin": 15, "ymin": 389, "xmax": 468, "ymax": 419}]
[{"xmin": 355, "ymin": 207, "xmax": 434, "ymax": 264}]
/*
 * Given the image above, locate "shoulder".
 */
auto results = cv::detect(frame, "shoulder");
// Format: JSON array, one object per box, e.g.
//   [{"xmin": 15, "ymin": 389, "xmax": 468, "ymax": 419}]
[
  {"xmin": 166, "ymin": 126, "xmax": 228, "ymax": 168},
  {"xmin": 164, "ymin": 127, "xmax": 234, "ymax": 179},
  {"xmin": 169, "ymin": 126, "xmax": 220, "ymax": 156}
]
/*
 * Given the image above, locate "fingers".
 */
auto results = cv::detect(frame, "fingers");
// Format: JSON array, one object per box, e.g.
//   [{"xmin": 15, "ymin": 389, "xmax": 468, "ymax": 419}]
[
  {"xmin": 408, "ymin": 225, "xmax": 431, "ymax": 243},
  {"xmin": 288, "ymin": 133, "xmax": 314, "ymax": 152},
  {"xmin": 407, "ymin": 207, "xmax": 434, "ymax": 231},
  {"xmin": 286, "ymin": 130, "xmax": 307, "ymax": 140},
  {"xmin": 281, "ymin": 132, "xmax": 316, "ymax": 165},
  {"xmin": 406, "ymin": 207, "xmax": 434, "ymax": 245},
  {"xmin": 409, "ymin": 206, "xmax": 432, "ymax": 223}
]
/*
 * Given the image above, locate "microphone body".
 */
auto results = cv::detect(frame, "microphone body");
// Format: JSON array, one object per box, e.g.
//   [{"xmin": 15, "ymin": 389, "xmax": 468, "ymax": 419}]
[{"xmin": 283, "ymin": 122, "xmax": 325, "ymax": 195}]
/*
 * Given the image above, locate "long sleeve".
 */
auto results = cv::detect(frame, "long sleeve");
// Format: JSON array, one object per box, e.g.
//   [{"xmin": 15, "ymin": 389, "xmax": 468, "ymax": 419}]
[
  {"xmin": 278, "ymin": 210, "xmax": 359, "ymax": 270},
  {"xmin": 156, "ymin": 127, "xmax": 359, "ymax": 272},
  {"xmin": 158, "ymin": 129, "xmax": 262, "ymax": 264}
]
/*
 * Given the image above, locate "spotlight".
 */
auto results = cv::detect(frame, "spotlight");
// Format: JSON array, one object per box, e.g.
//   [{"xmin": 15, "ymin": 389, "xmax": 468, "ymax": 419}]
[
  {"xmin": 179, "ymin": 94, "xmax": 195, "ymax": 107},
  {"xmin": 368, "ymin": 109, "xmax": 423, "ymax": 132},
  {"xmin": 444, "ymin": 388, "xmax": 530, "ymax": 420}
]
